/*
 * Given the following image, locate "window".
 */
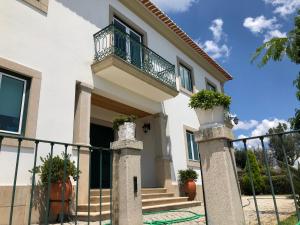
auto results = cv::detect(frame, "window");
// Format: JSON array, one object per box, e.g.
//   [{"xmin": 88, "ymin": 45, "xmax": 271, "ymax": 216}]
[
  {"xmin": 0, "ymin": 72, "xmax": 29, "ymax": 134},
  {"xmin": 113, "ymin": 17, "xmax": 143, "ymax": 68},
  {"xmin": 186, "ymin": 131, "xmax": 199, "ymax": 161},
  {"xmin": 207, "ymin": 82, "xmax": 217, "ymax": 92},
  {"xmin": 179, "ymin": 64, "xmax": 193, "ymax": 92}
]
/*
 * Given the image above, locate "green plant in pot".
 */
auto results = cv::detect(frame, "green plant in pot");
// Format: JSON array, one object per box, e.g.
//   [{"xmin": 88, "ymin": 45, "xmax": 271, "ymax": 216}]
[
  {"xmin": 31, "ymin": 153, "xmax": 80, "ymax": 219},
  {"xmin": 113, "ymin": 115, "xmax": 137, "ymax": 141},
  {"xmin": 178, "ymin": 169, "xmax": 198, "ymax": 201},
  {"xmin": 189, "ymin": 90, "xmax": 231, "ymax": 127}
]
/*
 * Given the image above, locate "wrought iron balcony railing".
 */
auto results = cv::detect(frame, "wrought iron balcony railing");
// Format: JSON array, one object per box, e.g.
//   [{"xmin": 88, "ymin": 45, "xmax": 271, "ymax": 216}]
[{"xmin": 93, "ymin": 24, "xmax": 176, "ymax": 89}]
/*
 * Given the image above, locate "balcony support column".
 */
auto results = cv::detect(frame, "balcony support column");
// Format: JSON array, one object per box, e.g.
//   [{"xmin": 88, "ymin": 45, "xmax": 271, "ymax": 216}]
[
  {"xmin": 73, "ymin": 81, "xmax": 93, "ymax": 204},
  {"xmin": 153, "ymin": 113, "xmax": 172, "ymax": 189}
]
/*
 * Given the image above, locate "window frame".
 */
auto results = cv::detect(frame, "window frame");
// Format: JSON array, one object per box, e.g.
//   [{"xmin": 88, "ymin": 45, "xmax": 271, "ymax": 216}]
[
  {"xmin": 177, "ymin": 57, "xmax": 195, "ymax": 95},
  {"xmin": 0, "ymin": 72, "xmax": 29, "ymax": 135},
  {"xmin": 185, "ymin": 130, "xmax": 199, "ymax": 161},
  {"xmin": 205, "ymin": 78, "xmax": 217, "ymax": 92}
]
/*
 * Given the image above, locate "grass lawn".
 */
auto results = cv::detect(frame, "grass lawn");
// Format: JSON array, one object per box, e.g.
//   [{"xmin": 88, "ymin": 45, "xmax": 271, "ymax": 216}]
[{"xmin": 281, "ymin": 214, "xmax": 299, "ymax": 225}]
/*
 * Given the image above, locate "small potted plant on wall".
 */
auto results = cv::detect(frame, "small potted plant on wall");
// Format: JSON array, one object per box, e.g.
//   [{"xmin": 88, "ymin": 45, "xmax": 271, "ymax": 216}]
[
  {"xmin": 178, "ymin": 169, "xmax": 198, "ymax": 201},
  {"xmin": 32, "ymin": 153, "xmax": 80, "ymax": 221},
  {"xmin": 113, "ymin": 115, "xmax": 137, "ymax": 141},
  {"xmin": 189, "ymin": 90, "xmax": 231, "ymax": 128}
]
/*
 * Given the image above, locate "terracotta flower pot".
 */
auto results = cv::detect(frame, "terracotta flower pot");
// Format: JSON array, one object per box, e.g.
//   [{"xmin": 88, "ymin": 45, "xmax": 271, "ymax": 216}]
[
  {"xmin": 183, "ymin": 179, "xmax": 196, "ymax": 201},
  {"xmin": 49, "ymin": 178, "xmax": 72, "ymax": 216}
]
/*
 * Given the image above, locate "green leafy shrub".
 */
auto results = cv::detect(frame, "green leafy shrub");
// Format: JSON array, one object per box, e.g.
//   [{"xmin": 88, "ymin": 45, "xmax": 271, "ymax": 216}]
[
  {"xmin": 178, "ymin": 169, "xmax": 198, "ymax": 185},
  {"xmin": 112, "ymin": 115, "xmax": 136, "ymax": 130},
  {"xmin": 241, "ymin": 151, "xmax": 265, "ymax": 195},
  {"xmin": 31, "ymin": 153, "xmax": 80, "ymax": 187},
  {"xmin": 189, "ymin": 90, "xmax": 231, "ymax": 110},
  {"xmin": 262, "ymin": 175, "xmax": 291, "ymax": 194}
]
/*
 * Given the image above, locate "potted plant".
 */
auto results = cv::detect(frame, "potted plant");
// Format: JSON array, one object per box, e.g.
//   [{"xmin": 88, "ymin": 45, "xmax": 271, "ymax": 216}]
[
  {"xmin": 189, "ymin": 90, "xmax": 231, "ymax": 127},
  {"xmin": 32, "ymin": 153, "xmax": 80, "ymax": 220},
  {"xmin": 113, "ymin": 115, "xmax": 137, "ymax": 141},
  {"xmin": 178, "ymin": 169, "xmax": 198, "ymax": 201}
]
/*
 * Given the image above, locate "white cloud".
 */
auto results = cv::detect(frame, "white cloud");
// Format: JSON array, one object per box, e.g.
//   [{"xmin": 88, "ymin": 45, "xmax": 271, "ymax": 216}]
[
  {"xmin": 210, "ymin": 19, "xmax": 224, "ymax": 42},
  {"xmin": 264, "ymin": 0, "xmax": 300, "ymax": 17},
  {"xmin": 264, "ymin": 29, "xmax": 287, "ymax": 42},
  {"xmin": 243, "ymin": 16, "xmax": 279, "ymax": 33},
  {"xmin": 233, "ymin": 120, "xmax": 259, "ymax": 131},
  {"xmin": 150, "ymin": 0, "xmax": 197, "ymax": 13},
  {"xmin": 235, "ymin": 118, "xmax": 290, "ymax": 149},
  {"xmin": 197, "ymin": 18, "xmax": 231, "ymax": 60},
  {"xmin": 199, "ymin": 40, "xmax": 230, "ymax": 60},
  {"xmin": 250, "ymin": 118, "xmax": 289, "ymax": 137}
]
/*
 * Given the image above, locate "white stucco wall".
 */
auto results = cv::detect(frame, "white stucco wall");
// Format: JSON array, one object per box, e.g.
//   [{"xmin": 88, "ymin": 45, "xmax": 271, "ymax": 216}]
[{"xmin": 0, "ymin": 0, "xmax": 224, "ymax": 186}]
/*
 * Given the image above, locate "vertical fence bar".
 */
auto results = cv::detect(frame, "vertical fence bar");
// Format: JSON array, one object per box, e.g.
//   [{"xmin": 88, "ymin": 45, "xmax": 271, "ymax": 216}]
[
  {"xmin": 243, "ymin": 140, "xmax": 261, "ymax": 225},
  {"xmin": 74, "ymin": 146, "xmax": 81, "ymax": 225},
  {"xmin": 88, "ymin": 147, "xmax": 92, "ymax": 225},
  {"xmin": 99, "ymin": 150, "xmax": 103, "ymax": 225},
  {"xmin": 9, "ymin": 138, "xmax": 22, "ymax": 225},
  {"xmin": 109, "ymin": 150, "xmax": 113, "ymax": 223},
  {"xmin": 28, "ymin": 141, "xmax": 40, "ymax": 225},
  {"xmin": 44, "ymin": 143, "xmax": 54, "ymax": 225},
  {"xmin": 279, "ymin": 134, "xmax": 300, "ymax": 220},
  {"xmin": 0, "ymin": 136, "xmax": 3, "ymax": 152},
  {"xmin": 260, "ymin": 138, "xmax": 280, "ymax": 224},
  {"xmin": 60, "ymin": 144, "xmax": 68, "ymax": 224}
]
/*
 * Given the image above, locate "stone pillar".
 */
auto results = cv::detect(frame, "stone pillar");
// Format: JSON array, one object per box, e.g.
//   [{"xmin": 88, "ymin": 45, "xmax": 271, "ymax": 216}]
[
  {"xmin": 153, "ymin": 113, "xmax": 172, "ymax": 188},
  {"xmin": 73, "ymin": 82, "xmax": 93, "ymax": 204},
  {"xmin": 194, "ymin": 125, "xmax": 245, "ymax": 225},
  {"xmin": 111, "ymin": 139, "xmax": 143, "ymax": 225}
]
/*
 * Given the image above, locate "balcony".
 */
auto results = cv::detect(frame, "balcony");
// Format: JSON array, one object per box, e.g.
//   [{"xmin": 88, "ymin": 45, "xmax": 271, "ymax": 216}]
[{"xmin": 91, "ymin": 24, "xmax": 178, "ymax": 102}]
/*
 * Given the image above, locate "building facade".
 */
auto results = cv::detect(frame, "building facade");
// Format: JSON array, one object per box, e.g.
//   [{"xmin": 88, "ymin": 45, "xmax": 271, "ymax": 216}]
[{"xmin": 0, "ymin": 0, "xmax": 232, "ymax": 222}]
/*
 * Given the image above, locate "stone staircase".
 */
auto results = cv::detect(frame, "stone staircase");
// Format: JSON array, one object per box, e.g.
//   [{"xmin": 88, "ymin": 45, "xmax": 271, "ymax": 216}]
[{"xmin": 77, "ymin": 188, "xmax": 201, "ymax": 221}]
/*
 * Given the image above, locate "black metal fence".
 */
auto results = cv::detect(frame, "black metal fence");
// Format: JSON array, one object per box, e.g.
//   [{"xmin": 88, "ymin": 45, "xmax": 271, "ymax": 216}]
[
  {"xmin": 231, "ymin": 130, "xmax": 300, "ymax": 225},
  {"xmin": 0, "ymin": 133, "xmax": 113, "ymax": 225}
]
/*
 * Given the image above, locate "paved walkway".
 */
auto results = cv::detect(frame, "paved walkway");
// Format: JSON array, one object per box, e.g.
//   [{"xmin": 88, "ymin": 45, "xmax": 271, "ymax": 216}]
[
  {"xmin": 242, "ymin": 195, "xmax": 296, "ymax": 225},
  {"xmin": 39, "ymin": 195, "xmax": 295, "ymax": 225}
]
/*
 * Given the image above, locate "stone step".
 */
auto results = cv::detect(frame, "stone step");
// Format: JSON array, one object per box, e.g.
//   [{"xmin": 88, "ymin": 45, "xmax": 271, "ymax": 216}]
[
  {"xmin": 141, "ymin": 188, "xmax": 167, "ymax": 194},
  {"xmin": 90, "ymin": 192, "xmax": 175, "ymax": 203},
  {"xmin": 78, "ymin": 197, "xmax": 189, "ymax": 212},
  {"xmin": 77, "ymin": 201, "xmax": 202, "ymax": 222},
  {"xmin": 90, "ymin": 188, "xmax": 168, "ymax": 196}
]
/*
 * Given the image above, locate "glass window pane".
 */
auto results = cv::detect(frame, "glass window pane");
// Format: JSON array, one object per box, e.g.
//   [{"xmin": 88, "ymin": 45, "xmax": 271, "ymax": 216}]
[
  {"xmin": 186, "ymin": 132, "xmax": 193, "ymax": 160},
  {"xmin": 179, "ymin": 65, "xmax": 192, "ymax": 92},
  {"xmin": 0, "ymin": 74, "xmax": 25, "ymax": 133},
  {"xmin": 192, "ymin": 134, "xmax": 199, "ymax": 160}
]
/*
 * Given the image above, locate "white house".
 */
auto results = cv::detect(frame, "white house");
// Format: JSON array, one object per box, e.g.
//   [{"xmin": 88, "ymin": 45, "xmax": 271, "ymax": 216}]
[{"xmin": 0, "ymin": 0, "xmax": 232, "ymax": 223}]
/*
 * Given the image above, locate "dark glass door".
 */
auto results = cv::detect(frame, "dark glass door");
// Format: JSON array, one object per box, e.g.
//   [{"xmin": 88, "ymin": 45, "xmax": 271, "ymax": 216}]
[
  {"xmin": 130, "ymin": 31, "xmax": 142, "ymax": 68},
  {"xmin": 113, "ymin": 19, "xmax": 127, "ymax": 60},
  {"xmin": 90, "ymin": 124, "xmax": 114, "ymax": 189}
]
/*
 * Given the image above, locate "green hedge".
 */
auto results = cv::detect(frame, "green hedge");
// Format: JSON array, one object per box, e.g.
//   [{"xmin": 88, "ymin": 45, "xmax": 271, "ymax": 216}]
[
  {"xmin": 262, "ymin": 175, "xmax": 291, "ymax": 194},
  {"xmin": 240, "ymin": 175, "xmax": 300, "ymax": 195}
]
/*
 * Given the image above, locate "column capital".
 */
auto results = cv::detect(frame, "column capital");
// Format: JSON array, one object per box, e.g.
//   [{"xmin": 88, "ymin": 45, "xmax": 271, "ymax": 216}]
[
  {"xmin": 110, "ymin": 139, "xmax": 143, "ymax": 151},
  {"xmin": 76, "ymin": 81, "xmax": 94, "ymax": 92},
  {"xmin": 195, "ymin": 125, "xmax": 234, "ymax": 143}
]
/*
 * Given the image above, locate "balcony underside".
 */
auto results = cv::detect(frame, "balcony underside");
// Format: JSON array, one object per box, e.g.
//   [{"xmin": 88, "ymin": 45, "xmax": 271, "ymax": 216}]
[{"xmin": 91, "ymin": 55, "xmax": 178, "ymax": 102}]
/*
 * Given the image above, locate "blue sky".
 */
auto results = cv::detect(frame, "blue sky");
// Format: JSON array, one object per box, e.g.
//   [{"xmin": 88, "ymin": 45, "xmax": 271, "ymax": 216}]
[{"xmin": 152, "ymin": 0, "xmax": 300, "ymax": 138}]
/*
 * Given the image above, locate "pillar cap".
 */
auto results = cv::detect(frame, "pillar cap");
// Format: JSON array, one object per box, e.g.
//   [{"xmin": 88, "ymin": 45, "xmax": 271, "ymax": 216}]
[
  {"xmin": 195, "ymin": 125, "xmax": 234, "ymax": 143},
  {"xmin": 111, "ymin": 139, "xmax": 143, "ymax": 150}
]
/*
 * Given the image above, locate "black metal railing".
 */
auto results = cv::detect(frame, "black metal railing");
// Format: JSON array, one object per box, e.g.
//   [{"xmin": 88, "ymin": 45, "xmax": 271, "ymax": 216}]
[
  {"xmin": 231, "ymin": 130, "xmax": 300, "ymax": 225},
  {"xmin": 0, "ymin": 133, "xmax": 113, "ymax": 225},
  {"xmin": 93, "ymin": 24, "xmax": 177, "ymax": 89}
]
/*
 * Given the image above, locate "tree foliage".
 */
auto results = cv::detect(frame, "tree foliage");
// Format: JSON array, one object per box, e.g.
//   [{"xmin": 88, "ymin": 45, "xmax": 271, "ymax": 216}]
[
  {"xmin": 252, "ymin": 10, "xmax": 300, "ymax": 66},
  {"xmin": 241, "ymin": 151, "xmax": 265, "ymax": 195},
  {"xmin": 268, "ymin": 123, "xmax": 300, "ymax": 165}
]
